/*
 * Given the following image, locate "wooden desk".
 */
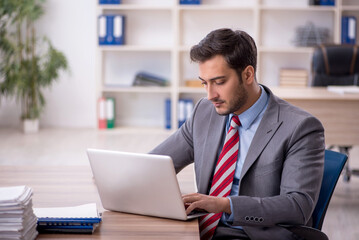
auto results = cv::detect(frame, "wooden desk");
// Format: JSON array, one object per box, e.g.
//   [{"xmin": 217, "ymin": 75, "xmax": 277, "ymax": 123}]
[
  {"xmin": 0, "ymin": 166, "xmax": 199, "ymax": 240},
  {"xmin": 271, "ymin": 87, "xmax": 359, "ymax": 146}
]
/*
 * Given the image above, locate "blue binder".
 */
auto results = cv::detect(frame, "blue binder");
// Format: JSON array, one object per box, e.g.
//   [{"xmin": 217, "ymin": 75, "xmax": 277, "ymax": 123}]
[
  {"xmin": 99, "ymin": 0, "xmax": 120, "ymax": 4},
  {"xmin": 319, "ymin": 0, "xmax": 335, "ymax": 5},
  {"xmin": 165, "ymin": 99, "xmax": 171, "ymax": 129},
  {"xmin": 180, "ymin": 0, "xmax": 201, "ymax": 5},
  {"xmin": 98, "ymin": 15, "xmax": 125, "ymax": 45},
  {"xmin": 342, "ymin": 16, "xmax": 357, "ymax": 44}
]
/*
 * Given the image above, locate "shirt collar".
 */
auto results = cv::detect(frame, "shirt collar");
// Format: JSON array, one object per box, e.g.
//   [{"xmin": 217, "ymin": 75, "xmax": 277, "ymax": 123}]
[{"xmin": 230, "ymin": 85, "xmax": 268, "ymax": 130}]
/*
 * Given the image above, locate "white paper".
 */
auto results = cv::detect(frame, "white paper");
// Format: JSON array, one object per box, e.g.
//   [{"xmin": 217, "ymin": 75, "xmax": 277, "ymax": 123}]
[{"xmin": 34, "ymin": 203, "xmax": 99, "ymax": 219}]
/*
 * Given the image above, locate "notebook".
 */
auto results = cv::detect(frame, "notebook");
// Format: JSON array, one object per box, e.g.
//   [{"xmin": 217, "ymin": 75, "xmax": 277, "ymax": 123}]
[{"xmin": 87, "ymin": 149, "xmax": 206, "ymax": 221}]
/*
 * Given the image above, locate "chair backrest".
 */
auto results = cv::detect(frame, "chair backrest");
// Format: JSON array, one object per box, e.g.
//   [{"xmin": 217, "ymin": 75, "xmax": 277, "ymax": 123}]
[
  {"xmin": 312, "ymin": 149, "xmax": 348, "ymax": 230},
  {"xmin": 312, "ymin": 44, "xmax": 359, "ymax": 86}
]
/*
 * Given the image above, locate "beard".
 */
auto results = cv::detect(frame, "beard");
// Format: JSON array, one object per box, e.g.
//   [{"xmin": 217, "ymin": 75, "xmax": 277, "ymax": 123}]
[{"xmin": 214, "ymin": 82, "xmax": 249, "ymax": 116}]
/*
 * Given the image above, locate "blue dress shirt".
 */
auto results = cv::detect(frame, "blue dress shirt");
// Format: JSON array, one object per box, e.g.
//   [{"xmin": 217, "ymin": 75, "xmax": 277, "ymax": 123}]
[{"xmin": 220, "ymin": 85, "xmax": 269, "ymax": 227}]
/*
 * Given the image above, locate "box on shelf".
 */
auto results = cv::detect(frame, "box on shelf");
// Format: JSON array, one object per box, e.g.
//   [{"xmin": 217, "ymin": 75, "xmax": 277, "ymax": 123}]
[
  {"xmin": 98, "ymin": 15, "xmax": 125, "ymax": 45},
  {"xmin": 185, "ymin": 79, "xmax": 203, "ymax": 88},
  {"xmin": 279, "ymin": 69, "xmax": 308, "ymax": 87}
]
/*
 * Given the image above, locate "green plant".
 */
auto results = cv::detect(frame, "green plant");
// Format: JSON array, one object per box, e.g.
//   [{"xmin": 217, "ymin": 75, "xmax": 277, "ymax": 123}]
[{"xmin": 0, "ymin": 0, "xmax": 68, "ymax": 120}]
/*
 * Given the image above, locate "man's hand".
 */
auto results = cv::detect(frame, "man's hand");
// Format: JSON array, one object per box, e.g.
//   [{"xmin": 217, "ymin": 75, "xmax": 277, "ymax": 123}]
[{"xmin": 182, "ymin": 193, "xmax": 231, "ymax": 215}]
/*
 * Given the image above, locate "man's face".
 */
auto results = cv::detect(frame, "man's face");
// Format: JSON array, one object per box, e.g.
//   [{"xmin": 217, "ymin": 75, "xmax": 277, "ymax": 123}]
[{"xmin": 199, "ymin": 55, "xmax": 248, "ymax": 115}]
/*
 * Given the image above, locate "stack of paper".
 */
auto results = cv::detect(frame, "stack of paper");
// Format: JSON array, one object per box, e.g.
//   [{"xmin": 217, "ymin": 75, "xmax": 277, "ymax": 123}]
[
  {"xmin": 34, "ymin": 203, "xmax": 101, "ymax": 234},
  {"xmin": 279, "ymin": 69, "xmax": 308, "ymax": 87},
  {"xmin": 327, "ymin": 85, "xmax": 359, "ymax": 94},
  {"xmin": 0, "ymin": 186, "xmax": 38, "ymax": 240}
]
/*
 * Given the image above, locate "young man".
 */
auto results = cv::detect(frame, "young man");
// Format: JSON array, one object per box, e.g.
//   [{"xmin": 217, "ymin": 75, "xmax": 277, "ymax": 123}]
[{"xmin": 150, "ymin": 28, "xmax": 325, "ymax": 240}]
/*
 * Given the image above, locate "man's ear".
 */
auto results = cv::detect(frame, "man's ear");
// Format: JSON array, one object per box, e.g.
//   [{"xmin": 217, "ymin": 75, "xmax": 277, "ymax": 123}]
[{"xmin": 242, "ymin": 65, "xmax": 255, "ymax": 85}]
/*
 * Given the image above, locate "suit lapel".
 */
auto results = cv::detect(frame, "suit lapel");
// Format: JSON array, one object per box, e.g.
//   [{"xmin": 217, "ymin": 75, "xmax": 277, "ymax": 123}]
[
  {"xmin": 197, "ymin": 108, "xmax": 226, "ymax": 194},
  {"xmin": 240, "ymin": 87, "xmax": 283, "ymax": 180}
]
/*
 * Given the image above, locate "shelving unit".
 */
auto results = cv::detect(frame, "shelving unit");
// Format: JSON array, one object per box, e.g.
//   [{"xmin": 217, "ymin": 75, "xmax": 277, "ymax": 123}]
[{"xmin": 96, "ymin": 0, "xmax": 359, "ymax": 131}]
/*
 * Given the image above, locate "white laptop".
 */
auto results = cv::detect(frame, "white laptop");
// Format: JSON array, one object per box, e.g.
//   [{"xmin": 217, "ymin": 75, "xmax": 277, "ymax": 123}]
[{"xmin": 87, "ymin": 148, "xmax": 206, "ymax": 221}]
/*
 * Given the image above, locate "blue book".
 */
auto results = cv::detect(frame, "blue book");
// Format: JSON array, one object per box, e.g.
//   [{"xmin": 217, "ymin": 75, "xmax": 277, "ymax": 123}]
[
  {"xmin": 319, "ymin": 0, "xmax": 335, "ymax": 5},
  {"xmin": 342, "ymin": 16, "xmax": 357, "ymax": 44},
  {"xmin": 34, "ymin": 203, "xmax": 101, "ymax": 234},
  {"xmin": 180, "ymin": 0, "xmax": 201, "ymax": 4},
  {"xmin": 165, "ymin": 99, "xmax": 171, "ymax": 129},
  {"xmin": 98, "ymin": 15, "xmax": 125, "ymax": 45},
  {"xmin": 99, "ymin": 0, "xmax": 120, "ymax": 4}
]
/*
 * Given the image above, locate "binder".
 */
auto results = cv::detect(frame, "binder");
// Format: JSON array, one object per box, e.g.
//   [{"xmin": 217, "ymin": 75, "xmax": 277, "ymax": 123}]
[
  {"xmin": 99, "ymin": 0, "xmax": 120, "ymax": 4},
  {"xmin": 319, "ymin": 0, "xmax": 335, "ymax": 5},
  {"xmin": 106, "ymin": 98, "xmax": 115, "ymax": 129},
  {"xmin": 180, "ymin": 0, "xmax": 201, "ymax": 4},
  {"xmin": 98, "ymin": 97, "xmax": 106, "ymax": 129},
  {"xmin": 178, "ymin": 99, "xmax": 186, "ymax": 127},
  {"xmin": 342, "ymin": 16, "xmax": 357, "ymax": 44},
  {"xmin": 178, "ymin": 98, "xmax": 194, "ymax": 128},
  {"xmin": 98, "ymin": 15, "xmax": 125, "ymax": 45},
  {"xmin": 165, "ymin": 98, "xmax": 171, "ymax": 129},
  {"xmin": 185, "ymin": 99, "xmax": 194, "ymax": 120}
]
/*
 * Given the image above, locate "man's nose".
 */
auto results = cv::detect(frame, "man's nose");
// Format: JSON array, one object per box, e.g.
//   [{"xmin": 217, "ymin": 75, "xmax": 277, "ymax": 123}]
[{"xmin": 207, "ymin": 84, "xmax": 218, "ymax": 101}]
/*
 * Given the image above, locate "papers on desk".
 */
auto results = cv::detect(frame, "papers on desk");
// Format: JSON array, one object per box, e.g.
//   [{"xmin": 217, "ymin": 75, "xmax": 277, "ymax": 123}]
[
  {"xmin": 33, "ymin": 203, "xmax": 101, "ymax": 234},
  {"xmin": 327, "ymin": 85, "xmax": 359, "ymax": 94},
  {"xmin": 0, "ymin": 185, "xmax": 38, "ymax": 240}
]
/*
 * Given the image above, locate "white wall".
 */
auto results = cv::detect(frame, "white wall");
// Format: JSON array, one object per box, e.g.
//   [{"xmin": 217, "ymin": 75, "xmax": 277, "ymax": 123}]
[{"xmin": 0, "ymin": 0, "xmax": 97, "ymax": 128}]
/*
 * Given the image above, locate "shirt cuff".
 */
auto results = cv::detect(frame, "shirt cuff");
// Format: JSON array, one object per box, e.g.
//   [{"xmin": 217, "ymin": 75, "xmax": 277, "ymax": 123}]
[{"xmin": 226, "ymin": 196, "xmax": 235, "ymax": 223}]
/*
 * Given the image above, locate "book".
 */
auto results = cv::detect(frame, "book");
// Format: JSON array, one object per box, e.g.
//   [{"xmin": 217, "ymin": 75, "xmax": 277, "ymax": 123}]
[
  {"xmin": 279, "ymin": 69, "xmax": 308, "ymax": 87},
  {"xmin": 165, "ymin": 98, "xmax": 171, "ymax": 129},
  {"xmin": 180, "ymin": 0, "xmax": 201, "ymax": 4},
  {"xmin": 133, "ymin": 72, "xmax": 168, "ymax": 87},
  {"xmin": 33, "ymin": 203, "xmax": 101, "ymax": 234},
  {"xmin": 319, "ymin": 0, "xmax": 335, "ymax": 6},
  {"xmin": 99, "ymin": 0, "xmax": 120, "ymax": 4},
  {"xmin": 327, "ymin": 85, "xmax": 359, "ymax": 94}
]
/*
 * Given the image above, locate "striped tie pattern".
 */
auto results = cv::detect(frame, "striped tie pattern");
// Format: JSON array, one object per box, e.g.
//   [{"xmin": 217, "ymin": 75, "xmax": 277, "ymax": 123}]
[{"xmin": 199, "ymin": 115, "xmax": 240, "ymax": 240}]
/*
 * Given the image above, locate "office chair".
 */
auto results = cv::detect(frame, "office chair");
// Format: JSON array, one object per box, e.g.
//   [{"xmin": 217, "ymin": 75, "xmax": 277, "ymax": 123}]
[
  {"xmin": 311, "ymin": 44, "xmax": 359, "ymax": 181},
  {"xmin": 279, "ymin": 149, "xmax": 348, "ymax": 240}
]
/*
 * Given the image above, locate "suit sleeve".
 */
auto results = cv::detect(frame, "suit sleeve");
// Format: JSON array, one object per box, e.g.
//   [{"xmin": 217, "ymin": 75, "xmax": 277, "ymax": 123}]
[{"xmin": 229, "ymin": 115, "xmax": 325, "ymax": 227}]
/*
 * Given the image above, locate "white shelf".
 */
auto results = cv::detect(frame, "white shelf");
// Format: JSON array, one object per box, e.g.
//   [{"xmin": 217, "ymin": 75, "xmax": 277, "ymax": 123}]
[
  {"xmin": 179, "ymin": 87, "xmax": 206, "ymax": 94},
  {"xmin": 259, "ymin": 46, "xmax": 314, "ymax": 54},
  {"xmin": 97, "ymin": 0, "xmax": 359, "ymax": 130},
  {"xmin": 99, "ymin": 5, "xmax": 173, "ymax": 10},
  {"xmin": 102, "ymin": 86, "xmax": 171, "ymax": 93},
  {"xmin": 260, "ymin": 6, "xmax": 336, "ymax": 11},
  {"xmin": 341, "ymin": 6, "xmax": 359, "ymax": 11},
  {"xmin": 99, "ymin": 45, "xmax": 173, "ymax": 52},
  {"xmin": 179, "ymin": 5, "xmax": 254, "ymax": 11}
]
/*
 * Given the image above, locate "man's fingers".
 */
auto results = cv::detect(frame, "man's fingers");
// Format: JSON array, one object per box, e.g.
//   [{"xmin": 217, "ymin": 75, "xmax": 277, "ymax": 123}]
[{"xmin": 182, "ymin": 193, "xmax": 202, "ymax": 203}]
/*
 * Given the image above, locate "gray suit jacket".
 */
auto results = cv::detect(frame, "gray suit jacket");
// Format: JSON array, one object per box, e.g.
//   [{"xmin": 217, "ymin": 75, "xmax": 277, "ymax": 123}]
[{"xmin": 150, "ymin": 85, "xmax": 325, "ymax": 240}]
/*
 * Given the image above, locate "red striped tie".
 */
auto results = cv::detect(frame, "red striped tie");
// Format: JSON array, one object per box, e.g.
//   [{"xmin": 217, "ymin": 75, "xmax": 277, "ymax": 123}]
[{"xmin": 199, "ymin": 115, "xmax": 240, "ymax": 240}]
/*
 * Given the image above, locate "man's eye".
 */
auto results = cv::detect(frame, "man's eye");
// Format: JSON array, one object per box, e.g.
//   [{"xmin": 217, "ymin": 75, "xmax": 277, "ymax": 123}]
[
  {"xmin": 201, "ymin": 81, "xmax": 207, "ymax": 86},
  {"xmin": 215, "ymin": 81, "xmax": 224, "ymax": 85}
]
